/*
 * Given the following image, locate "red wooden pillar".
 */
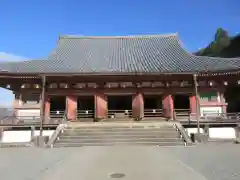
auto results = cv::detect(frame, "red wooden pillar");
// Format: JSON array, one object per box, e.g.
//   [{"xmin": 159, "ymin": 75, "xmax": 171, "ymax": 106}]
[
  {"xmin": 132, "ymin": 92, "xmax": 144, "ymax": 120},
  {"xmin": 44, "ymin": 95, "xmax": 51, "ymax": 123},
  {"xmin": 189, "ymin": 95, "xmax": 197, "ymax": 114},
  {"xmin": 95, "ymin": 93, "xmax": 108, "ymax": 119},
  {"xmin": 66, "ymin": 95, "xmax": 77, "ymax": 121},
  {"xmin": 162, "ymin": 94, "xmax": 174, "ymax": 119}
]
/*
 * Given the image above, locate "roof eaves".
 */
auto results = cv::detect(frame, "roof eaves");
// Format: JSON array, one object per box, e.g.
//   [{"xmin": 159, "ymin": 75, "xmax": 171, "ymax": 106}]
[
  {"xmin": 1, "ymin": 68, "xmax": 240, "ymax": 77},
  {"xmin": 58, "ymin": 33, "xmax": 178, "ymax": 40}
]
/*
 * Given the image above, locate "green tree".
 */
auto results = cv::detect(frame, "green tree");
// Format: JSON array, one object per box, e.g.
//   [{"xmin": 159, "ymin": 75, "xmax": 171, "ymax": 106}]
[
  {"xmin": 211, "ymin": 28, "xmax": 230, "ymax": 55},
  {"xmin": 195, "ymin": 28, "xmax": 231, "ymax": 57}
]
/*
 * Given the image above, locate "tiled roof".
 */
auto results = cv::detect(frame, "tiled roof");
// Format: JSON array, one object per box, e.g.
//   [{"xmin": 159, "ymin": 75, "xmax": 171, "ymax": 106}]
[{"xmin": 1, "ymin": 33, "xmax": 240, "ymax": 74}]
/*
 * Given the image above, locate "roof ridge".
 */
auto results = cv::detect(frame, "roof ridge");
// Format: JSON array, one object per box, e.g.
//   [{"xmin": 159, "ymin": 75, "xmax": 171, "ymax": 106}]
[{"xmin": 58, "ymin": 33, "xmax": 177, "ymax": 39}]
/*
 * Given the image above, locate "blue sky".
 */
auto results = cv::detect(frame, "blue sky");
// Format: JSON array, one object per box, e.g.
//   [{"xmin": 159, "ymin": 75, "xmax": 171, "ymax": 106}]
[{"xmin": 0, "ymin": 0, "xmax": 239, "ymax": 106}]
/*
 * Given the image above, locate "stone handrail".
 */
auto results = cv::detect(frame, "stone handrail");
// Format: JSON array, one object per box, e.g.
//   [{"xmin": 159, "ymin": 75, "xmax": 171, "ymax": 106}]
[
  {"xmin": 174, "ymin": 122, "xmax": 192, "ymax": 145},
  {"xmin": 46, "ymin": 124, "xmax": 67, "ymax": 148}
]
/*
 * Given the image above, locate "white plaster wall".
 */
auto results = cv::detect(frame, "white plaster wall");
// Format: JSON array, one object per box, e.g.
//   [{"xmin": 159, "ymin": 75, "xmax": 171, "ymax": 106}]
[
  {"xmin": 209, "ymin": 128, "xmax": 236, "ymax": 139},
  {"xmin": 2, "ymin": 131, "xmax": 31, "ymax": 143},
  {"xmin": 185, "ymin": 127, "xmax": 236, "ymax": 139},
  {"xmin": 17, "ymin": 109, "xmax": 40, "ymax": 117},
  {"xmin": 2, "ymin": 130, "xmax": 54, "ymax": 143}
]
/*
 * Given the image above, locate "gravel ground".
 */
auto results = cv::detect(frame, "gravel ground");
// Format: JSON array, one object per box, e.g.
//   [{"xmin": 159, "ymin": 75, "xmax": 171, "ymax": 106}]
[{"xmin": 0, "ymin": 144, "xmax": 239, "ymax": 180}]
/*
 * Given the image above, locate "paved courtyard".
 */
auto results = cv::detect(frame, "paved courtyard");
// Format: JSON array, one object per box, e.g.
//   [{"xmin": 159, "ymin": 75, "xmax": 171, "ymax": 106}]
[{"xmin": 0, "ymin": 144, "xmax": 240, "ymax": 180}]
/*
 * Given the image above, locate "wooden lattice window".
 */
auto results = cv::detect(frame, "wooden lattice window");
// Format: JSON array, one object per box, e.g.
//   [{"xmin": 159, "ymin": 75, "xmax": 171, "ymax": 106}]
[
  {"xmin": 21, "ymin": 84, "xmax": 31, "ymax": 88},
  {"xmin": 49, "ymin": 83, "xmax": 58, "ymax": 88},
  {"xmin": 33, "ymin": 84, "xmax": 41, "ymax": 88},
  {"xmin": 59, "ymin": 83, "xmax": 68, "ymax": 88},
  {"xmin": 73, "ymin": 83, "xmax": 86, "ymax": 88}
]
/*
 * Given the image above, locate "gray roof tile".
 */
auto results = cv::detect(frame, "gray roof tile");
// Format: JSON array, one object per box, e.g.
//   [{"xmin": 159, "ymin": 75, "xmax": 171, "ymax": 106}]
[{"xmin": 1, "ymin": 34, "xmax": 240, "ymax": 74}]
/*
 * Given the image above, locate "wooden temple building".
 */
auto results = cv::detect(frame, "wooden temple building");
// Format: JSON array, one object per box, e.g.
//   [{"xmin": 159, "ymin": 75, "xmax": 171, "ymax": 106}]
[{"xmin": 0, "ymin": 33, "xmax": 240, "ymax": 123}]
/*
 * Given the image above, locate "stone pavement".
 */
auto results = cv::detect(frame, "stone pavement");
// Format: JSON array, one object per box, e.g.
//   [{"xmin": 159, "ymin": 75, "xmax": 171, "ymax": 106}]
[{"xmin": 0, "ymin": 144, "xmax": 239, "ymax": 180}]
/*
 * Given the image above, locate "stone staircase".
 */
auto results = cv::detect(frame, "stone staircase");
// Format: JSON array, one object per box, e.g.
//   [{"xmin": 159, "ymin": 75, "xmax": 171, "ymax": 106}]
[{"xmin": 53, "ymin": 122, "xmax": 189, "ymax": 147}]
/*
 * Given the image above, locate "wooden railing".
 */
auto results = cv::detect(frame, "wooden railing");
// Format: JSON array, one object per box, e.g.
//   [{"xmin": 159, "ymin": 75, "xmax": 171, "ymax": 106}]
[
  {"xmin": 0, "ymin": 116, "xmax": 64, "ymax": 127},
  {"xmin": 77, "ymin": 110, "xmax": 94, "ymax": 118},
  {"xmin": 144, "ymin": 109, "xmax": 163, "ymax": 117},
  {"xmin": 174, "ymin": 109, "xmax": 191, "ymax": 117},
  {"xmin": 183, "ymin": 112, "xmax": 240, "ymax": 124},
  {"xmin": 1, "ymin": 110, "xmax": 240, "ymax": 126},
  {"xmin": 108, "ymin": 109, "xmax": 133, "ymax": 119},
  {"xmin": 14, "ymin": 103, "xmax": 40, "ymax": 109},
  {"xmin": 0, "ymin": 110, "xmax": 67, "ymax": 127},
  {"xmin": 49, "ymin": 110, "xmax": 65, "ymax": 119}
]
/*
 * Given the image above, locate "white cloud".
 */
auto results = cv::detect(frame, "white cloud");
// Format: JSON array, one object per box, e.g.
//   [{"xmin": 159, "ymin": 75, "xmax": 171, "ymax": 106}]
[
  {"xmin": 0, "ymin": 52, "xmax": 28, "ymax": 62},
  {"xmin": 0, "ymin": 52, "xmax": 28, "ymax": 108}
]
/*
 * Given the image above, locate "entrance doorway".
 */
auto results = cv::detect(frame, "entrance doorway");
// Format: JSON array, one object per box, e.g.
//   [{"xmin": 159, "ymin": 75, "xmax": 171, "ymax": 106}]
[
  {"xmin": 108, "ymin": 95, "xmax": 132, "ymax": 118},
  {"xmin": 144, "ymin": 95, "xmax": 163, "ymax": 117},
  {"xmin": 77, "ymin": 96, "xmax": 95, "ymax": 119},
  {"xmin": 173, "ymin": 94, "xmax": 190, "ymax": 116},
  {"xmin": 225, "ymin": 85, "xmax": 240, "ymax": 112},
  {"xmin": 50, "ymin": 96, "xmax": 66, "ymax": 118}
]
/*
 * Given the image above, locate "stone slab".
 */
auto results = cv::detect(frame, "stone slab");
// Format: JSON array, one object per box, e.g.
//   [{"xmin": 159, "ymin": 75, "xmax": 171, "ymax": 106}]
[{"xmin": 0, "ymin": 144, "xmax": 240, "ymax": 180}]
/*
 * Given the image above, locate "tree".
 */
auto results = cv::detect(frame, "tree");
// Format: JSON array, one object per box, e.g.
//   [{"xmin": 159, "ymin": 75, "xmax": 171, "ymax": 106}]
[
  {"xmin": 211, "ymin": 28, "xmax": 230, "ymax": 55},
  {"xmin": 195, "ymin": 28, "xmax": 231, "ymax": 57}
]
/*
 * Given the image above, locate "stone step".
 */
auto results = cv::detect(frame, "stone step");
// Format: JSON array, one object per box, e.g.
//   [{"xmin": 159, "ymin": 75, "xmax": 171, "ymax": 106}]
[
  {"xmin": 56, "ymin": 137, "xmax": 182, "ymax": 144},
  {"xmin": 59, "ymin": 133, "xmax": 181, "ymax": 139},
  {"xmin": 65, "ymin": 126, "xmax": 176, "ymax": 130},
  {"xmin": 60, "ymin": 131, "xmax": 179, "ymax": 137},
  {"xmin": 53, "ymin": 141, "xmax": 185, "ymax": 147},
  {"xmin": 63, "ymin": 128, "xmax": 178, "ymax": 133},
  {"xmin": 64, "ymin": 129, "xmax": 177, "ymax": 133},
  {"xmin": 53, "ymin": 123, "xmax": 186, "ymax": 147}
]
